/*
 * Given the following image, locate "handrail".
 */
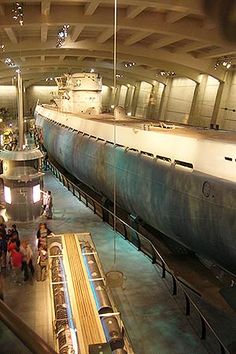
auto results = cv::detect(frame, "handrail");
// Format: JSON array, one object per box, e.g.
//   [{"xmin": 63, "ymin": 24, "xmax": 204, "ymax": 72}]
[
  {"xmin": 0, "ymin": 299, "xmax": 57, "ymax": 354},
  {"xmin": 48, "ymin": 160, "xmax": 230, "ymax": 354}
]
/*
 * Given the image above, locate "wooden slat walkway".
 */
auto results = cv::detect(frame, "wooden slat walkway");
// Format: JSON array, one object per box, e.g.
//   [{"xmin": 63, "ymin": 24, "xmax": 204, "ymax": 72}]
[{"xmin": 62, "ymin": 233, "xmax": 106, "ymax": 354}]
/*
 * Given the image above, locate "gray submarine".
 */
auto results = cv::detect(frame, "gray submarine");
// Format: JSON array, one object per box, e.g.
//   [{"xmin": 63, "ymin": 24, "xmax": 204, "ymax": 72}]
[{"xmin": 35, "ymin": 72, "xmax": 236, "ymax": 275}]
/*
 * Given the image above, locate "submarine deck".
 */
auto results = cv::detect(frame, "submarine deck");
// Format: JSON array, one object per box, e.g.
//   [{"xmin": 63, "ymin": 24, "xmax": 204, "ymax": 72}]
[
  {"xmin": 41, "ymin": 104, "xmax": 236, "ymax": 144},
  {"xmin": 0, "ymin": 171, "xmax": 216, "ymax": 354}
]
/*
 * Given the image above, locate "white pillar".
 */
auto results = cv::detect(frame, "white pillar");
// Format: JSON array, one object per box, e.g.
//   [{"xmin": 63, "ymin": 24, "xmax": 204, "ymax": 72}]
[
  {"xmin": 158, "ymin": 77, "xmax": 172, "ymax": 121},
  {"xmin": 17, "ymin": 71, "xmax": 24, "ymax": 150},
  {"xmin": 188, "ymin": 74, "xmax": 208, "ymax": 126}
]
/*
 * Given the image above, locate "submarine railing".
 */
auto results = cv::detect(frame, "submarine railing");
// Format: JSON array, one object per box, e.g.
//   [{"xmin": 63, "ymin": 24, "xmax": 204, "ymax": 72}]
[
  {"xmin": 0, "ymin": 298, "xmax": 57, "ymax": 354},
  {"xmin": 48, "ymin": 160, "xmax": 230, "ymax": 354}
]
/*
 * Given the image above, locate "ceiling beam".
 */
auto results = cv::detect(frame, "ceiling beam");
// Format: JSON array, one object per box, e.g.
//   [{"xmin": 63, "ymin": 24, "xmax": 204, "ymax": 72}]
[
  {"xmin": 4, "ymin": 27, "xmax": 18, "ymax": 44},
  {"xmin": 41, "ymin": 0, "xmax": 51, "ymax": 16},
  {"xmin": 97, "ymin": 28, "xmax": 115, "ymax": 44},
  {"xmin": 70, "ymin": 24, "xmax": 85, "ymax": 42},
  {"xmin": 41, "ymin": 24, "xmax": 48, "ymax": 43},
  {"xmin": 126, "ymin": 5, "xmax": 146, "ymax": 19},
  {"xmin": 198, "ymin": 48, "xmax": 236, "ymax": 59},
  {"xmin": 203, "ymin": 19, "xmax": 216, "ymax": 30},
  {"xmin": 175, "ymin": 42, "xmax": 212, "ymax": 53},
  {"xmin": 0, "ymin": 4, "xmax": 5, "ymax": 16},
  {"xmin": 0, "ymin": 7, "xmax": 227, "ymax": 50},
  {"xmin": 0, "ymin": 38, "xmax": 207, "ymax": 77},
  {"xmin": 59, "ymin": 55, "xmax": 66, "ymax": 61},
  {"xmin": 124, "ymin": 31, "xmax": 153, "ymax": 46},
  {"xmin": 149, "ymin": 35, "xmax": 182, "ymax": 50},
  {"xmin": 84, "ymin": 0, "xmax": 100, "ymax": 16},
  {"xmin": 0, "ymin": 1, "xmax": 204, "ymax": 16},
  {"xmin": 165, "ymin": 10, "xmax": 190, "ymax": 24}
]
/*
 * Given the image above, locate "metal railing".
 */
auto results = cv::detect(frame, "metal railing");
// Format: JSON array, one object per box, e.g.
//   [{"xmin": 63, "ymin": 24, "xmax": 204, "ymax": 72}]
[
  {"xmin": 0, "ymin": 298, "xmax": 57, "ymax": 354},
  {"xmin": 48, "ymin": 160, "xmax": 230, "ymax": 354}
]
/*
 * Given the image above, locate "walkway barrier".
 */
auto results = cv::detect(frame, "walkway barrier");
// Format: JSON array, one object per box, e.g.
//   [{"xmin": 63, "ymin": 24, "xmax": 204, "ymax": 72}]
[
  {"xmin": 0, "ymin": 298, "xmax": 57, "ymax": 354},
  {"xmin": 48, "ymin": 161, "xmax": 230, "ymax": 354}
]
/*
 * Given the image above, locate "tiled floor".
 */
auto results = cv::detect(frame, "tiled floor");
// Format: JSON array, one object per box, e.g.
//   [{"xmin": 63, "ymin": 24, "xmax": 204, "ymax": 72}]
[{"xmin": 0, "ymin": 172, "xmax": 211, "ymax": 354}]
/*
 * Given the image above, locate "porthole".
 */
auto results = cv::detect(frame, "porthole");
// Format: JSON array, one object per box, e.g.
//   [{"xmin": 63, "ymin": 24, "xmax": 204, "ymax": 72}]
[{"xmin": 202, "ymin": 181, "xmax": 211, "ymax": 197}]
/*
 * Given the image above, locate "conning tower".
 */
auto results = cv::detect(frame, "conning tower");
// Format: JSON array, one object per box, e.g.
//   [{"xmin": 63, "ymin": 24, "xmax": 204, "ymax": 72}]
[{"xmin": 54, "ymin": 72, "xmax": 102, "ymax": 115}]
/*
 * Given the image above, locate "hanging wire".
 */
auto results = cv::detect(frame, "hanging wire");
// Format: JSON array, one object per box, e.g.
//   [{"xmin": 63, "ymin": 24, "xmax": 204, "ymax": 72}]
[{"xmin": 113, "ymin": 0, "xmax": 117, "ymax": 266}]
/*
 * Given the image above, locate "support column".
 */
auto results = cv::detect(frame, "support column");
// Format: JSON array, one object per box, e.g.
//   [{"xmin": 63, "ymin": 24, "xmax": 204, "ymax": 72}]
[
  {"xmin": 114, "ymin": 85, "xmax": 121, "ymax": 107},
  {"xmin": 158, "ymin": 77, "xmax": 172, "ymax": 121},
  {"xmin": 131, "ymin": 82, "xmax": 141, "ymax": 116},
  {"xmin": 188, "ymin": 74, "xmax": 208, "ymax": 126},
  {"xmin": 17, "ymin": 71, "xmax": 24, "ymax": 149},
  {"xmin": 146, "ymin": 84, "xmax": 155, "ymax": 119},
  {"xmin": 211, "ymin": 71, "xmax": 233, "ymax": 128},
  {"xmin": 125, "ymin": 85, "xmax": 135, "ymax": 113}
]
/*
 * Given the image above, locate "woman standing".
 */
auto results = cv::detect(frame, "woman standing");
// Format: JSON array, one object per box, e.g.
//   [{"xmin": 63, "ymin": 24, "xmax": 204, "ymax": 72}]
[{"xmin": 36, "ymin": 223, "xmax": 52, "ymax": 249}]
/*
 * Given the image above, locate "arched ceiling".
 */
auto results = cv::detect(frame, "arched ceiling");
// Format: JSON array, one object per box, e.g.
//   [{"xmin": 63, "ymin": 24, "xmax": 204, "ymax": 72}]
[{"xmin": 0, "ymin": 0, "xmax": 235, "ymax": 87}]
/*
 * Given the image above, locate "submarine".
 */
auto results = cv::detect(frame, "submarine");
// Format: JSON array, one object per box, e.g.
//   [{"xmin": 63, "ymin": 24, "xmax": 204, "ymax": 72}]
[{"xmin": 35, "ymin": 72, "xmax": 236, "ymax": 275}]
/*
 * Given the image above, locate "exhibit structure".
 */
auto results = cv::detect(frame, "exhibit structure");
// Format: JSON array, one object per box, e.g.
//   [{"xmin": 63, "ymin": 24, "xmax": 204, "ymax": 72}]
[
  {"xmin": 0, "ymin": 71, "xmax": 43, "ymax": 221},
  {"xmin": 47, "ymin": 232, "xmax": 132, "ymax": 354}
]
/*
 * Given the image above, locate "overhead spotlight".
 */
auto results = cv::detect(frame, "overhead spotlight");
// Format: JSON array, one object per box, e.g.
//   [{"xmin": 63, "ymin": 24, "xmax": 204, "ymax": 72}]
[
  {"xmin": 214, "ymin": 56, "xmax": 232, "ymax": 70},
  {"xmin": 90, "ymin": 68, "xmax": 95, "ymax": 73},
  {"xmin": 5, "ymin": 58, "xmax": 17, "ymax": 68},
  {"xmin": 56, "ymin": 24, "xmax": 70, "ymax": 48},
  {"xmin": 0, "ymin": 44, "xmax": 5, "ymax": 52},
  {"xmin": 116, "ymin": 73, "xmax": 123, "ymax": 78},
  {"xmin": 12, "ymin": 2, "xmax": 24, "ymax": 26},
  {"xmin": 156, "ymin": 70, "xmax": 176, "ymax": 77},
  {"xmin": 124, "ymin": 62, "xmax": 136, "ymax": 68}
]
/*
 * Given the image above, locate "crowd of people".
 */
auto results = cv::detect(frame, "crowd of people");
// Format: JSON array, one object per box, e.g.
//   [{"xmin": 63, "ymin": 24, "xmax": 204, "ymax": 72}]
[{"xmin": 0, "ymin": 221, "xmax": 53, "ymax": 285}]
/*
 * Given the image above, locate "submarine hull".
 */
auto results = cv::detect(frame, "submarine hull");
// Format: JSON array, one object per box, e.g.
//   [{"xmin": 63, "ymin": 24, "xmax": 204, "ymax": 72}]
[{"xmin": 37, "ymin": 114, "xmax": 236, "ymax": 275}]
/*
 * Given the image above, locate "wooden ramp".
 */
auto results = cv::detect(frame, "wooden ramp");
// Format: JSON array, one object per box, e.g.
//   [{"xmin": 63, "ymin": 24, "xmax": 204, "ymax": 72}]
[{"xmin": 62, "ymin": 233, "xmax": 106, "ymax": 354}]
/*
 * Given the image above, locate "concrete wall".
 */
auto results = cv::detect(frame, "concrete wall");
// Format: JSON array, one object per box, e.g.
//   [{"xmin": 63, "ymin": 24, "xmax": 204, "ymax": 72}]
[
  {"xmin": 198, "ymin": 75, "xmax": 219, "ymax": 127},
  {"xmin": 165, "ymin": 78, "xmax": 196, "ymax": 123},
  {"xmin": 3, "ymin": 69, "xmax": 236, "ymax": 132},
  {"xmin": 26, "ymin": 85, "xmax": 58, "ymax": 114},
  {"xmin": 221, "ymin": 71, "xmax": 236, "ymax": 131},
  {"xmin": 118, "ymin": 85, "xmax": 128, "ymax": 107},
  {"xmin": 148, "ymin": 81, "xmax": 165, "ymax": 119},
  {"xmin": 125, "ymin": 85, "xmax": 135, "ymax": 114},
  {"xmin": 0, "ymin": 85, "xmax": 17, "ymax": 117},
  {"xmin": 102, "ymin": 85, "xmax": 112, "ymax": 112},
  {"xmin": 135, "ymin": 81, "xmax": 152, "ymax": 118}
]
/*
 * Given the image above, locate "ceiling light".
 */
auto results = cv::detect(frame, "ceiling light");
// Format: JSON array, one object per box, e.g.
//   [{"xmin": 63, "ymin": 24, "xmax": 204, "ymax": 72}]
[
  {"xmin": 90, "ymin": 68, "xmax": 95, "ymax": 73},
  {"xmin": 124, "ymin": 62, "xmax": 136, "ymax": 68},
  {"xmin": 12, "ymin": 2, "xmax": 24, "ymax": 26},
  {"xmin": 214, "ymin": 56, "xmax": 232, "ymax": 70},
  {"xmin": 5, "ymin": 58, "xmax": 17, "ymax": 68},
  {"xmin": 56, "ymin": 24, "xmax": 70, "ymax": 48},
  {"xmin": 116, "ymin": 73, "xmax": 123, "ymax": 78},
  {"xmin": 156, "ymin": 70, "xmax": 176, "ymax": 77}
]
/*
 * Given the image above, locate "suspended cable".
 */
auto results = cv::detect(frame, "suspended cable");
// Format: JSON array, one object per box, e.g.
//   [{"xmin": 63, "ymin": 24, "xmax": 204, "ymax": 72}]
[{"xmin": 113, "ymin": 0, "xmax": 117, "ymax": 266}]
